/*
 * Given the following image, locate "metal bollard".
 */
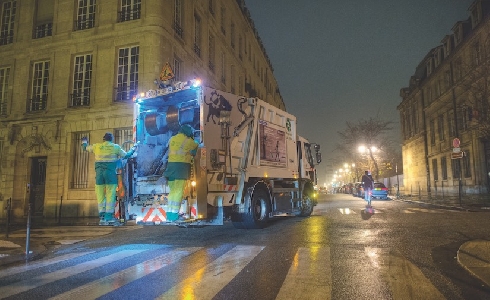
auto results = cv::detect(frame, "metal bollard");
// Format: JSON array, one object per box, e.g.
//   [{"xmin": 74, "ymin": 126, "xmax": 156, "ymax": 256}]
[
  {"xmin": 5, "ymin": 198, "xmax": 11, "ymax": 238},
  {"xmin": 58, "ymin": 196, "xmax": 63, "ymax": 225},
  {"xmin": 25, "ymin": 202, "xmax": 32, "ymax": 259}
]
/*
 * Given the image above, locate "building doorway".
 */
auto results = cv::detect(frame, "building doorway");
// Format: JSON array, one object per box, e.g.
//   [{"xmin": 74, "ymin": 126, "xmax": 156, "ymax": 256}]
[{"xmin": 29, "ymin": 156, "xmax": 47, "ymax": 216}]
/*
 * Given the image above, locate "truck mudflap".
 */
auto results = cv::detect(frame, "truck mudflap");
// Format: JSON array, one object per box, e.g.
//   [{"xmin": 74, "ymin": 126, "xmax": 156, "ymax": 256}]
[{"xmin": 127, "ymin": 196, "xmax": 223, "ymax": 226}]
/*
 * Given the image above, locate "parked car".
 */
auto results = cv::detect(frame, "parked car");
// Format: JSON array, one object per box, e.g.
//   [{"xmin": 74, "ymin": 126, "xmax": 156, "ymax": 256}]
[
  {"xmin": 371, "ymin": 182, "xmax": 389, "ymax": 200},
  {"xmin": 352, "ymin": 182, "xmax": 363, "ymax": 197}
]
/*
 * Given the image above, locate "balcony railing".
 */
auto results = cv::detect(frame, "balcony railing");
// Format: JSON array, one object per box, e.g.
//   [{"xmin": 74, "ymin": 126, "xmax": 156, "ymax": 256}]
[
  {"xmin": 0, "ymin": 101, "xmax": 7, "ymax": 117},
  {"xmin": 74, "ymin": 17, "xmax": 95, "ymax": 31},
  {"xmin": 33, "ymin": 23, "xmax": 53, "ymax": 39},
  {"xmin": 114, "ymin": 86, "xmax": 137, "ymax": 102},
  {"xmin": 70, "ymin": 92, "xmax": 90, "ymax": 107},
  {"xmin": 193, "ymin": 43, "xmax": 201, "ymax": 57},
  {"xmin": 117, "ymin": 8, "xmax": 141, "ymax": 22},
  {"xmin": 27, "ymin": 96, "xmax": 47, "ymax": 112},
  {"xmin": 173, "ymin": 22, "xmax": 183, "ymax": 38},
  {"xmin": 0, "ymin": 33, "xmax": 14, "ymax": 45}
]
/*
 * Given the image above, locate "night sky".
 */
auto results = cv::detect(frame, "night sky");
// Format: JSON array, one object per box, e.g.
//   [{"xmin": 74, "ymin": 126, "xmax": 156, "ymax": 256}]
[{"xmin": 245, "ymin": 0, "xmax": 474, "ymax": 183}]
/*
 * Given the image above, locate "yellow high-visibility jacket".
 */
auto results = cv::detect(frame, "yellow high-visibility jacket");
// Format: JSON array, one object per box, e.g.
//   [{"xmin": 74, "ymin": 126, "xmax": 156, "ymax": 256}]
[
  {"xmin": 86, "ymin": 141, "xmax": 128, "ymax": 162},
  {"xmin": 167, "ymin": 133, "xmax": 198, "ymax": 163}
]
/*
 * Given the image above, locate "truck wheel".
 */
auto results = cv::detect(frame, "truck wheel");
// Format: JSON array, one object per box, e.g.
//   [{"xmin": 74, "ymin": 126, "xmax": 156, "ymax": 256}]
[
  {"xmin": 232, "ymin": 187, "xmax": 270, "ymax": 229},
  {"xmin": 295, "ymin": 193, "xmax": 314, "ymax": 217}
]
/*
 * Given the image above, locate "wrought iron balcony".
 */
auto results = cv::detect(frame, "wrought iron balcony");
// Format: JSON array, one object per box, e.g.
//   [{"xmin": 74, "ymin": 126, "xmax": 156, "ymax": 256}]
[
  {"xmin": 27, "ymin": 96, "xmax": 47, "ymax": 112},
  {"xmin": 117, "ymin": 8, "xmax": 141, "ymax": 22},
  {"xmin": 114, "ymin": 86, "xmax": 138, "ymax": 102},
  {"xmin": 33, "ymin": 23, "xmax": 53, "ymax": 39},
  {"xmin": 70, "ymin": 92, "xmax": 90, "ymax": 107}
]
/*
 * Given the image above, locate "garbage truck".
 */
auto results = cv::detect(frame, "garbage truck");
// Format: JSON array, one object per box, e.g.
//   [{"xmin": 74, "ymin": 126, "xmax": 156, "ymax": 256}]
[{"xmin": 120, "ymin": 79, "xmax": 321, "ymax": 229}]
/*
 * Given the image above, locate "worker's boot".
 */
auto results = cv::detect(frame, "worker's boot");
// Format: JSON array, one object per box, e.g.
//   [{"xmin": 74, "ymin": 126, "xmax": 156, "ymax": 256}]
[
  {"xmin": 99, "ymin": 212, "xmax": 107, "ymax": 226},
  {"xmin": 105, "ymin": 213, "xmax": 118, "ymax": 225},
  {"xmin": 166, "ymin": 212, "xmax": 178, "ymax": 222}
]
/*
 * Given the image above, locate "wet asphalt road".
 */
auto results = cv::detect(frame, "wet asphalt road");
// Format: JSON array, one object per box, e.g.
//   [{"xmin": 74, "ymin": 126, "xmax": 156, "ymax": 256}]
[{"xmin": 2, "ymin": 193, "xmax": 490, "ymax": 299}]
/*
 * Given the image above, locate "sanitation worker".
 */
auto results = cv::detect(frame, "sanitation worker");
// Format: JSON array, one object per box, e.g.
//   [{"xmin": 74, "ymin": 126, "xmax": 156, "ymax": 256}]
[
  {"xmin": 164, "ymin": 124, "xmax": 199, "ymax": 222},
  {"xmin": 81, "ymin": 132, "xmax": 138, "ymax": 225}
]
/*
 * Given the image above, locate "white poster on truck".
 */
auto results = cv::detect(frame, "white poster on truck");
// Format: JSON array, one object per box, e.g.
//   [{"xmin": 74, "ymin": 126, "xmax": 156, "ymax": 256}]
[{"xmin": 259, "ymin": 120, "xmax": 287, "ymax": 167}]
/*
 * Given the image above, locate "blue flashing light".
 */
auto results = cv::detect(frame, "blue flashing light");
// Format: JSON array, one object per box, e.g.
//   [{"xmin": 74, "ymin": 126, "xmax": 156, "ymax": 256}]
[{"xmin": 192, "ymin": 79, "xmax": 202, "ymax": 88}]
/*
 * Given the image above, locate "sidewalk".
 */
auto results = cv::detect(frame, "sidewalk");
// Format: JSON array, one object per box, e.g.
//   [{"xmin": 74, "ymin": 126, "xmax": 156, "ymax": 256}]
[{"xmin": 0, "ymin": 218, "xmax": 141, "ymax": 267}]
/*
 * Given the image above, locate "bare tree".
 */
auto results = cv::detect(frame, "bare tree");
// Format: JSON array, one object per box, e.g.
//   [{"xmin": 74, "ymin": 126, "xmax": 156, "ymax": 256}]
[{"xmin": 336, "ymin": 117, "xmax": 396, "ymax": 180}]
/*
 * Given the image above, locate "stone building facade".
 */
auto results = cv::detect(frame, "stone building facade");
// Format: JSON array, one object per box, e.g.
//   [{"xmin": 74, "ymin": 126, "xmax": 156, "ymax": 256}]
[
  {"xmin": 398, "ymin": 0, "xmax": 490, "ymax": 196},
  {"xmin": 0, "ymin": 0, "xmax": 284, "ymax": 221}
]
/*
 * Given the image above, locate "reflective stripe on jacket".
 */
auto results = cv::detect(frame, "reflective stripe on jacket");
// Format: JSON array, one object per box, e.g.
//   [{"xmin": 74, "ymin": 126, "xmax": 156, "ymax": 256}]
[
  {"xmin": 168, "ymin": 133, "xmax": 198, "ymax": 163},
  {"xmin": 86, "ymin": 141, "xmax": 127, "ymax": 162}
]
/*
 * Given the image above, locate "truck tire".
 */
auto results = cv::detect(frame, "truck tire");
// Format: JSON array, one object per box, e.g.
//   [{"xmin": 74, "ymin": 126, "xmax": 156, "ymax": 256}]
[
  {"xmin": 232, "ymin": 187, "xmax": 270, "ymax": 229},
  {"xmin": 295, "ymin": 190, "xmax": 314, "ymax": 217}
]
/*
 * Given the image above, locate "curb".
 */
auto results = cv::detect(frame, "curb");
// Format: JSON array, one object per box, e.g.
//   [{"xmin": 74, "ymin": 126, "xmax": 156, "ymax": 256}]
[
  {"xmin": 393, "ymin": 198, "xmax": 490, "ymax": 212},
  {"xmin": 457, "ymin": 240, "xmax": 490, "ymax": 287}
]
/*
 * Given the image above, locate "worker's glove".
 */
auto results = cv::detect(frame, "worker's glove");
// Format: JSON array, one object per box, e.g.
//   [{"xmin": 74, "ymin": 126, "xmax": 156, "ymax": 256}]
[
  {"xmin": 81, "ymin": 136, "xmax": 88, "ymax": 145},
  {"xmin": 131, "ymin": 141, "xmax": 140, "ymax": 151}
]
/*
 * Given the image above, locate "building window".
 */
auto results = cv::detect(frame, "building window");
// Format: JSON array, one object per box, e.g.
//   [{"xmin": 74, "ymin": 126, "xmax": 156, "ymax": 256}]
[
  {"xmin": 437, "ymin": 114, "xmax": 444, "ymax": 141},
  {"xmin": 231, "ymin": 65, "xmax": 235, "ymax": 94},
  {"xmin": 118, "ymin": 0, "xmax": 141, "ymax": 22},
  {"xmin": 193, "ymin": 14, "xmax": 201, "ymax": 57},
  {"xmin": 74, "ymin": 0, "xmax": 96, "ymax": 31},
  {"xmin": 28, "ymin": 61, "xmax": 49, "ymax": 112},
  {"xmin": 33, "ymin": 0, "xmax": 53, "ymax": 39},
  {"xmin": 448, "ymin": 110, "xmax": 455, "ymax": 137},
  {"xmin": 70, "ymin": 54, "xmax": 92, "ymax": 107},
  {"xmin": 411, "ymin": 104, "xmax": 418, "ymax": 134},
  {"xmin": 115, "ymin": 128, "xmax": 133, "ymax": 151},
  {"xmin": 220, "ymin": 6, "xmax": 226, "ymax": 35},
  {"xmin": 238, "ymin": 35, "xmax": 243, "ymax": 60},
  {"xmin": 0, "ymin": 1, "xmax": 16, "ymax": 46},
  {"xmin": 454, "ymin": 58, "xmax": 462, "ymax": 81},
  {"xmin": 231, "ymin": 22, "xmax": 235, "ymax": 49},
  {"xmin": 454, "ymin": 25, "xmax": 462, "ymax": 46},
  {"xmin": 451, "ymin": 158, "xmax": 460, "ymax": 179},
  {"xmin": 459, "ymin": 106, "xmax": 472, "ymax": 131},
  {"xmin": 463, "ymin": 151, "xmax": 471, "ymax": 178},
  {"xmin": 173, "ymin": 57, "xmax": 182, "ymax": 81},
  {"xmin": 71, "ymin": 131, "xmax": 90, "ymax": 189},
  {"xmin": 432, "ymin": 159, "xmax": 438, "ymax": 181},
  {"xmin": 444, "ymin": 70, "xmax": 451, "ymax": 90},
  {"xmin": 471, "ymin": 3, "xmax": 482, "ymax": 28},
  {"xmin": 429, "ymin": 119, "xmax": 435, "ymax": 145},
  {"xmin": 0, "ymin": 139, "xmax": 3, "ymax": 177},
  {"xmin": 0, "ymin": 67, "xmax": 10, "ymax": 117},
  {"xmin": 173, "ymin": 0, "xmax": 183, "ymax": 38},
  {"xmin": 426, "ymin": 87, "xmax": 432, "ymax": 104},
  {"xmin": 473, "ymin": 42, "xmax": 481, "ymax": 66},
  {"xmin": 441, "ymin": 156, "xmax": 447, "ymax": 180},
  {"xmin": 239, "ymin": 75, "xmax": 243, "ymax": 96},
  {"xmin": 208, "ymin": 34, "xmax": 215, "ymax": 72},
  {"xmin": 221, "ymin": 52, "xmax": 226, "ymax": 84},
  {"xmin": 115, "ymin": 46, "xmax": 139, "ymax": 102},
  {"xmin": 208, "ymin": 0, "xmax": 214, "ymax": 16},
  {"xmin": 426, "ymin": 59, "xmax": 432, "ymax": 76}
]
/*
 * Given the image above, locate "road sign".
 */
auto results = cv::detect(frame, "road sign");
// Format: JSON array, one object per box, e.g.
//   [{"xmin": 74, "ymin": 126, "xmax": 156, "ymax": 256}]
[
  {"xmin": 452, "ymin": 147, "xmax": 461, "ymax": 153},
  {"xmin": 159, "ymin": 62, "xmax": 174, "ymax": 81},
  {"xmin": 452, "ymin": 138, "xmax": 460, "ymax": 148},
  {"xmin": 451, "ymin": 151, "xmax": 464, "ymax": 159}
]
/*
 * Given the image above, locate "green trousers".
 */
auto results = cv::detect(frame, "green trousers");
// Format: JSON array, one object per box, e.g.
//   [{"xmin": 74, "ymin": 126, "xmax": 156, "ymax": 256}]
[
  {"xmin": 95, "ymin": 184, "xmax": 117, "ymax": 216},
  {"xmin": 94, "ymin": 161, "xmax": 118, "ymax": 218},
  {"xmin": 167, "ymin": 179, "xmax": 186, "ymax": 221}
]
